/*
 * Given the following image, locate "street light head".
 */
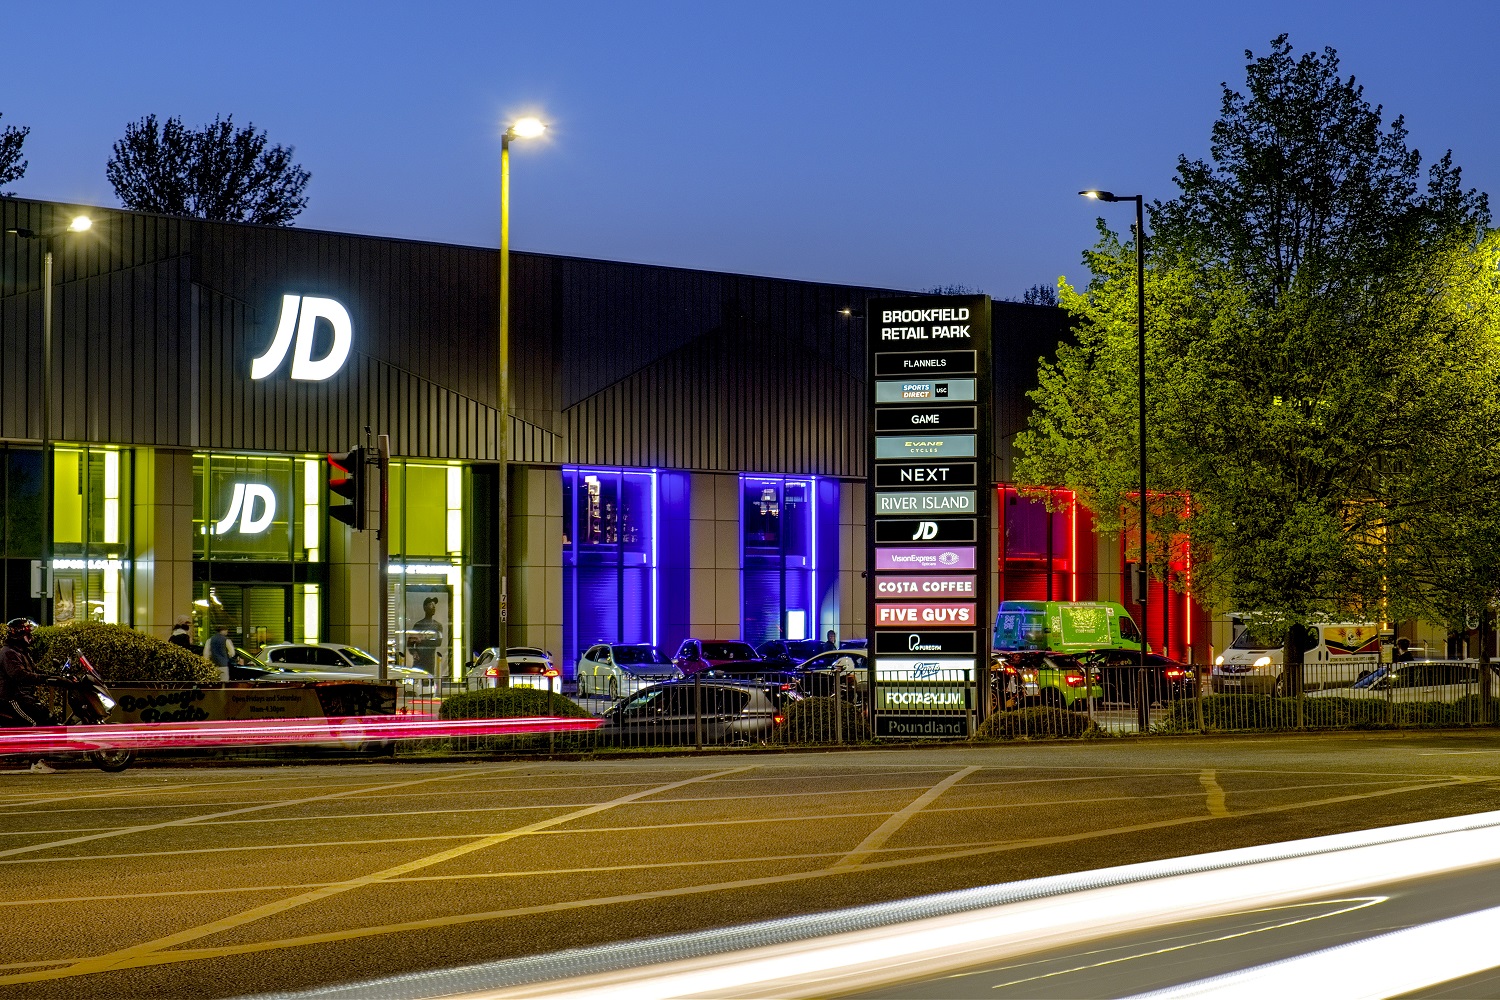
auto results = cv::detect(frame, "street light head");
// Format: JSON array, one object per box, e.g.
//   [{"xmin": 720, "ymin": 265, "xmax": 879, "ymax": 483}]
[
  {"xmin": 67, "ymin": 215, "xmax": 93, "ymax": 233},
  {"xmin": 4, "ymin": 227, "xmax": 36, "ymax": 239},
  {"xmin": 1080, "ymin": 190, "xmax": 1118, "ymax": 203},
  {"xmin": 507, "ymin": 117, "xmax": 546, "ymax": 140}
]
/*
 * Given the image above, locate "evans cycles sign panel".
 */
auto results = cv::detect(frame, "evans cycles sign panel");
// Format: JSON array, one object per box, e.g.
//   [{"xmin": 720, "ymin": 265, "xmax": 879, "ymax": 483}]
[{"xmin": 866, "ymin": 295, "xmax": 992, "ymax": 737}]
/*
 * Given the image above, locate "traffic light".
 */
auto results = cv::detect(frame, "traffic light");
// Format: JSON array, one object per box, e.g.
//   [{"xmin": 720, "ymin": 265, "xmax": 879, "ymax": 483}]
[{"xmin": 328, "ymin": 448, "xmax": 366, "ymax": 530}]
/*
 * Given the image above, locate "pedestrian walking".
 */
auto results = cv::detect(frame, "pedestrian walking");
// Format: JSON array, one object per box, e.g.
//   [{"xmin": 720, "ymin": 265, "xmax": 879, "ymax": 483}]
[{"xmin": 205, "ymin": 626, "xmax": 235, "ymax": 681}]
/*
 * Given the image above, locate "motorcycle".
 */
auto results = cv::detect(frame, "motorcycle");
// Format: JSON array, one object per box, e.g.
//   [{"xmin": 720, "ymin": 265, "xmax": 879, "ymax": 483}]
[{"xmin": 0, "ymin": 650, "xmax": 135, "ymax": 772}]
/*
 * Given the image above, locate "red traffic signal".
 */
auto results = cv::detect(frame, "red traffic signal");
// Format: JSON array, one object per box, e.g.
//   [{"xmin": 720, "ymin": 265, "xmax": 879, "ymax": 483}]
[{"xmin": 328, "ymin": 448, "xmax": 366, "ymax": 530}]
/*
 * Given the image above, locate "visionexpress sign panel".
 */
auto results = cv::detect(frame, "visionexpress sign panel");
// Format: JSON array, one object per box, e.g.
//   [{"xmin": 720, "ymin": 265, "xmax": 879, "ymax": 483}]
[{"xmin": 868, "ymin": 294, "xmax": 991, "ymax": 732}]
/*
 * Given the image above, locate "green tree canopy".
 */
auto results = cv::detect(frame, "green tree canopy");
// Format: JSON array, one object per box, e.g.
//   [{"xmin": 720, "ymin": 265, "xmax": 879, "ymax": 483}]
[
  {"xmin": 106, "ymin": 114, "xmax": 310, "ymax": 225},
  {"xmin": 1016, "ymin": 36, "xmax": 1499, "ymax": 633}
]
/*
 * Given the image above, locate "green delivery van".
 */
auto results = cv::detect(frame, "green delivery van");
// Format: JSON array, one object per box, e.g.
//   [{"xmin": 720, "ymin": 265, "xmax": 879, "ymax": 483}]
[{"xmin": 992, "ymin": 601, "xmax": 1143, "ymax": 654}]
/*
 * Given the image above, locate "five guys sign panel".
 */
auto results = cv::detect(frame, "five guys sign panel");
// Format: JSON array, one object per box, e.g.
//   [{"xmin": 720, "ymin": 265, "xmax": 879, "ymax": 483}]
[{"xmin": 866, "ymin": 295, "xmax": 992, "ymax": 737}]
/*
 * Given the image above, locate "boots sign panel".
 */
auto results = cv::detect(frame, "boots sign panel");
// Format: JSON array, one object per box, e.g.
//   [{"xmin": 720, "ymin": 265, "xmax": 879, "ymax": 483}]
[{"xmin": 867, "ymin": 295, "xmax": 991, "ymax": 737}]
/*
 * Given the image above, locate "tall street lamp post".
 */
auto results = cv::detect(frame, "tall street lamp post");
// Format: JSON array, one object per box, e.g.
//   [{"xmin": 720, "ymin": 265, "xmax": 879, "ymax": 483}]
[
  {"xmin": 497, "ymin": 116, "xmax": 546, "ymax": 669},
  {"xmin": 4, "ymin": 213, "xmax": 93, "ymax": 625},
  {"xmin": 1080, "ymin": 189, "xmax": 1150, "ymax": 733}
]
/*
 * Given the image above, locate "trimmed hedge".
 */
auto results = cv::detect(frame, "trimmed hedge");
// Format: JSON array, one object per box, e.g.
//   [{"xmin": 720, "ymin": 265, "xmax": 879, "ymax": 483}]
[
  {"xmin": 774, "ymin": 696, "xmax": 871, "ymax": 743},
  {"xmin": 1165, "ymin": 694, "xmax": 1496, "ymax": 731},
  {"xmin": 439, "ymin": 687, "xmax": 591, "ymax": 721},
  {"xmin": 975, "ymin": 705, "xmax": 1102, "ymax": 739},
  {"xmin": 31, "ymin": 623, "xmax": 219, "ymax": 684}
]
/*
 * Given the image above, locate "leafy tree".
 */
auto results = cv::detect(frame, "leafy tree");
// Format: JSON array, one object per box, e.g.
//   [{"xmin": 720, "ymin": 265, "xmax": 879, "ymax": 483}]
[
  {"xmin": 1015, "ymin": 36, "xmax": 1498, "ymax": 641},
  {"xmin": 106, "ymin": 114, "xmax": 310, "ymax": 225},
  {"xmin": 923, "ymin": 283, "xmax": 984, "ymax": 296},
  {"xmin": 1019, "ymin": 283, "xmax": 1059, "ymax": 307},
  {"xmin": 0, "ymin": 111, "xmax": 30, "ymax": 193}
]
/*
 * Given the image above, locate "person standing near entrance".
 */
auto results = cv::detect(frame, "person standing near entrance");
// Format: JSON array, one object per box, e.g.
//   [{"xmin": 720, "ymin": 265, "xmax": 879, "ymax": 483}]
[
  {"xmin": 824, "ymin": 629, "xmax": 837, "ymax": 652},
  {"xmin": 409, "ymin": 597, "xmax": 445, "ymax": 676},
  {"xmin": 205, "ymin": 626, "xmax": 235, "ymax": 681},
  {"xmin": 169, "ymin": 616, "xmax": 194, "ymax": 651}
]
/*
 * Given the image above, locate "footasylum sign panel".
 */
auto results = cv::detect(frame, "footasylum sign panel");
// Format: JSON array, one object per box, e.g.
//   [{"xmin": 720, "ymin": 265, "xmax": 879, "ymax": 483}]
[{"xmin": 867, "ymin": 294, "xmax": 992, "ymax": 738}]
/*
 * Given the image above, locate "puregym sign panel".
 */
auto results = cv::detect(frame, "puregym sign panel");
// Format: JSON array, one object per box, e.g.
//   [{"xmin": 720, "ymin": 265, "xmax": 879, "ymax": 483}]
[{"xmin": 866, "ymin": 294, "xmax": 992, "ymax": 736}]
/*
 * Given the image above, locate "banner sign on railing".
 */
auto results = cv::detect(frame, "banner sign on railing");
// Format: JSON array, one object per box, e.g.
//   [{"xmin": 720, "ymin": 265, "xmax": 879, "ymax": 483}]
[{"xmin": 867, "ymin": 295, "xmax": 992, "ymax": 737}]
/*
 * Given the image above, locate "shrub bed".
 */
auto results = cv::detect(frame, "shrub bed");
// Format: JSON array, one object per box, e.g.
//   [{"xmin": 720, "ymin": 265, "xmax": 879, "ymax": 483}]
[
  {"xmin": 774, "ymin": 696, "xmax": 871, "ymax": 743},
  {"xmin": 436, "ymin": 686, "xmax": 594, "ymax": 753},
  {"xmin": 31, "ymin": 623, "xmax": 218, "ymax": 684},
  {"xmin": 975, "ymin": 705, "xmax": 1101, "ymax": 739},
  {"xmin": 1165, "ymin": 694, "xmax": 1495, "ymax": 731}
]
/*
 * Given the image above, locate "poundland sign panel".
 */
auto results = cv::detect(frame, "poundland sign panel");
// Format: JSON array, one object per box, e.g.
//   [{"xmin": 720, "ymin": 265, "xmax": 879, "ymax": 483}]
[{"xmin": 866, "ymin": 294, "xmax": 992, "ymax": 733}]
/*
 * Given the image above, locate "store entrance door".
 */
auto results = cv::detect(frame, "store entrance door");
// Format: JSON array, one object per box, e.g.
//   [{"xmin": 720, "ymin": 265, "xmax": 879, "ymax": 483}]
[{"xmin": 196, "ymin": 583, "xmax": 292, "ymax": 660}]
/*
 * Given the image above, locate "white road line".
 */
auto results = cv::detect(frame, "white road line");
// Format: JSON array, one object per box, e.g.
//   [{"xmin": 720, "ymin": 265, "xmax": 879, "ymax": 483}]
[
  {"xmin": 834, "ymin": 766, "xmax": 980, "ymax": 868},
  {"xmin": 1129, "ymin": 904, "xmax": 1500, "ymax": 999}
]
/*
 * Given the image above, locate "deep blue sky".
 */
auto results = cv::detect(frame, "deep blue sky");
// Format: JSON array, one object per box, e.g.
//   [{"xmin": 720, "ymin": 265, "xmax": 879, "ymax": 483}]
[{"xmin": 7, "ymin": 1, "xmax": 1498, "ymax": 296}]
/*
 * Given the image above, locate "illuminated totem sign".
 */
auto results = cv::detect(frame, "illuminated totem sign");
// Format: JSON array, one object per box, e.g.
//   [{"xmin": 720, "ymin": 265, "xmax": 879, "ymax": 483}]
[{"xmin": 867, "ymin": 295, "xmax": 991, "ymax": 737}]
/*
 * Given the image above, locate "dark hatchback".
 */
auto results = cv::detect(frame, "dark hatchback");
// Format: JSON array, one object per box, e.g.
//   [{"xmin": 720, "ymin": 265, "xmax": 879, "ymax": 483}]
[
  {"xmin": 757, "ymin": 640, "xmax": 833, "ymax": 666},
  {"xmin": 1077, "ymin": 649, "xmax": 1196, "ymax": 705},
  {"xmin": 596, "ymin": 678, "xmax": 797, "ymax": 746}
]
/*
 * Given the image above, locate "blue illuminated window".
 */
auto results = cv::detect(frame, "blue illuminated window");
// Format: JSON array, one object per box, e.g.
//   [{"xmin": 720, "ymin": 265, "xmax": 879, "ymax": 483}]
[
  {"xmin": 740, "ymin": 476, "xmax": 817, "ymax": 645},
  {"xmin": 561, "ymin": 468, "xmax": 659, "ymax": 673}
]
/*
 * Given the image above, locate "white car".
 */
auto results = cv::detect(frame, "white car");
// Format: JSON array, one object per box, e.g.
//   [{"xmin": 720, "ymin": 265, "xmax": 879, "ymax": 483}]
[
  {"xmin": 575, "ymin": 644, "xmax": 681, "ymax": 699},
  {"xmin": 262, "ymin": 643, "xmax": 433, "ymax": 685},
  {"xmin": 793, "ymin": 649, "xmax": 868, "ymax": 698},
  {"xmin": 1308, "ymin": 662, "xmax": 1481, "ymax": 704},
  {"xmin": 466, "ymin": 647, "xmax": 560, "ymax": 691}
]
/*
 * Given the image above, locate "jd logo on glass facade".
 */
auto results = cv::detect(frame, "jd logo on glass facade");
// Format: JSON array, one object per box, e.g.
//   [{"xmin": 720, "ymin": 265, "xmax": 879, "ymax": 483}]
[
  {"xmin": 214, "ymin": 484, "xmax": 277, "ymax": 535},
  {"xmin": 250, "ymin": 295, "xmax": 353, "ymax": 381}
]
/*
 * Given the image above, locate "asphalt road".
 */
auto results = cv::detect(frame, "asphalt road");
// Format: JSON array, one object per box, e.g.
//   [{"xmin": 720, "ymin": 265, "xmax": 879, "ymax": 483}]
[
  {"xmin": 3, "ymin": 731, "xmax": 1500, "ymax": 999},
  {"xmin": 850, "ymin": 860, "xmax": 1500, "ymax": 999}
]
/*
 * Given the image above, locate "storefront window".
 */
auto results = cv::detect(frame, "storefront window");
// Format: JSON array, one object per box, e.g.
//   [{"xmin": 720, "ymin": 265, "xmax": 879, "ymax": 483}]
[
  {"xmin": 388, "ymin": 461, "xmax": 468, "ymax": 680},
  {"xmin": 52, "ymin": 446, "xmax": 132, "ymax": 625},
  {"xmin": 194, "ymin": 453, "xmax": 321, "ymax": 562},
  {"xmin": 741, "ymin": 476, "xmax": 815, "ymax": 646},
  {"xmin": 561, "ymin": 468, "xmax": 658, "ymax": 672}
]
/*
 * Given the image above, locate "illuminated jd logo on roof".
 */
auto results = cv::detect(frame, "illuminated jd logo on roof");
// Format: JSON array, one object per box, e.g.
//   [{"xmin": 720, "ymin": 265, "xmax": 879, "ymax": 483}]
[{"xmin": 250, "ymin": 294, "xmax": 353, "ymax": 381}]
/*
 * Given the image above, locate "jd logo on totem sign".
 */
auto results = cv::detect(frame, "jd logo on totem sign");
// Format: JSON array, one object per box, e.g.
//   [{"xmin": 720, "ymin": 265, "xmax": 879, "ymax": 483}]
[
  {"xmin": 250, "ymin": 295, "xmax": 353, "ymax": 381},
  {"xmin": 910, "ymin": 520, "xmax": 939, "ymax": 540},
  {"xmin": 214, "ymin": 484, "xmax": 277, "ymax": 535}
]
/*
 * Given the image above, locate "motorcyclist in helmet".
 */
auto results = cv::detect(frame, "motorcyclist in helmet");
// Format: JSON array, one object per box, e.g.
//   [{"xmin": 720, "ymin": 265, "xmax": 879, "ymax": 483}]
[{"xmin": 0, "ymin": 619, "xmax": 58, "ymax": 773}]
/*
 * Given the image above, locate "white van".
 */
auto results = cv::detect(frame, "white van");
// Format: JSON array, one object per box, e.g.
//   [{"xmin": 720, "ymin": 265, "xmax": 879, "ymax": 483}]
[{"xmin": 1211, "ymin": 622, "xmax": 1386, "ymax": 694}]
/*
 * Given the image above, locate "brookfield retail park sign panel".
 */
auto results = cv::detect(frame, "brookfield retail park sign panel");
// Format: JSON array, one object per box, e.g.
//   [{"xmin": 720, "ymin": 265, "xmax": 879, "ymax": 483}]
[{"xmin": 866, "ymin": 295, "xmax": 992, "ymax": 738}]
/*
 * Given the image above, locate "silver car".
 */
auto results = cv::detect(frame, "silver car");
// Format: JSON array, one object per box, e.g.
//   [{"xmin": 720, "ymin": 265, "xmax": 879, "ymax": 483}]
[
  {"xmin": 466, "ymin": 647, "xmax": 560, "ymax": 691},
  {"xmin": 576, "ymin": 644, "xmax": 681, "ymax": 699},
  {"xmin": 262, "ymin": 643, "xmax": 432, "ymax": 685}
]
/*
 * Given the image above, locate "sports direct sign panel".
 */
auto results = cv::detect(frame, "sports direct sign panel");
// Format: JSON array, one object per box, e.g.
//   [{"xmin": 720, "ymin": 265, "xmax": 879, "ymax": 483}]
[{"xmin": 866, "ymin": 295, "xmax": 992, "ymax": 736}]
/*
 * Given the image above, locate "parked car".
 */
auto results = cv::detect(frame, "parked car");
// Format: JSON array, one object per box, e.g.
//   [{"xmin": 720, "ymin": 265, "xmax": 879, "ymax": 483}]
[
  {"xmin": 596, "ymin": 678, "xmax": 795, "ymax": 745},
  {"xmin": 671, "ymin": 639, "xmax": 762, "ymax": 675},
  {"xmin": 838, "ymin": 639, "xmax": 868, "ymax": 650},
  {"xmin": 575, "ymin": 644, "xmax": 682, "ymax": 698},
  {"xmin": 466, "ymin": 647, "xmax": 560, "ymax": 691},
  {"xmin": 992, "ymin": 650, "xmax": 1103, "ymax": 709},
  {"xmin": 1309, "ymin": 662, "xmax": 1481, "ymax": 704},
  {"xmin": 262, "ymin": 643, "xmax": 432, "ymax": 684},
  {"xmin": 1077, "ymin": 649, "xmax": 1196, "ymax": 705},
  {"xmin": 757, "ymin": 639, "xmax": 833, "ymax": 666}
]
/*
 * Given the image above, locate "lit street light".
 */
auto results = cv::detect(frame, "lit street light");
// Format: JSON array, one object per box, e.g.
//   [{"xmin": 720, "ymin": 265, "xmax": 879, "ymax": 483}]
[
  {"xmin": 4, "ymin": 213, "xmax": 95, "ymax": 624},
  {"xmin": 497, "ymin": 116, "xmax": 547, "ymax": 667},
  {"xmin": 1080, "ymin": 189, "xmax": 1150, "ymax": 733}
]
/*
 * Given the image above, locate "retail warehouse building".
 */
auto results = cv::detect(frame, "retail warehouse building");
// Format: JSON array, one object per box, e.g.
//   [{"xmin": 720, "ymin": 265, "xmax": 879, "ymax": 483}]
[{"xmin": 0, "ymin": 197, "xmax": 1210, "ymax": 677}]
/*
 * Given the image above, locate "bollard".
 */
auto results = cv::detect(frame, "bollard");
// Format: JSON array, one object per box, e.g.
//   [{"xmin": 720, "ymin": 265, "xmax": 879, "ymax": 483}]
[
  {"xmin": 834, "ymin": 670, "xmax": 843, "ymax": 744},
  {"xmin": 694, "ymin": 670, "xmax": 703, "ymax": 750}
]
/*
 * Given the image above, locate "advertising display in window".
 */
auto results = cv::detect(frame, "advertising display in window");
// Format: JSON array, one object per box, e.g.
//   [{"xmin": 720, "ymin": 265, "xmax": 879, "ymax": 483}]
[
  {"xmin": 561, "ymin": 468, "xmax": 657, "ymax": 674},
  {"xmin": 387, "ymin": 461, "xmax": 468, "ymax": 681},
  {"xmin": 51, "ymin": 446, "xmax": 131, "ymax": 625},
  {"xmin": 741, "ymin": 475, "xmax": 816, "ymax": 647}
]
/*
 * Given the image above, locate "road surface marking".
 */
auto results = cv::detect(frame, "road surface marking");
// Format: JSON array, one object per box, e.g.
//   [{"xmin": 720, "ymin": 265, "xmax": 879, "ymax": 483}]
[
  {"xmin": 982, "ymin": 897, "xmax": 1385, "ymax": 991},
  {"xmin": 833, "ymin": 765, "xmax": 981, "ymax": 868},
  {"xmin": 0, "ymin": 765, "xmax": 756, "ymax": 985},
  {"xmin": 1200, "ymin": 770, "xmax": 1230, "ymax": 817},
  {"xmin": 0, "ymin": 765, "xmax": 523, "ymax": 861},
  {"xmin": 0, "ymin": 774, "xmax": 1482, "ymax": 983}
]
